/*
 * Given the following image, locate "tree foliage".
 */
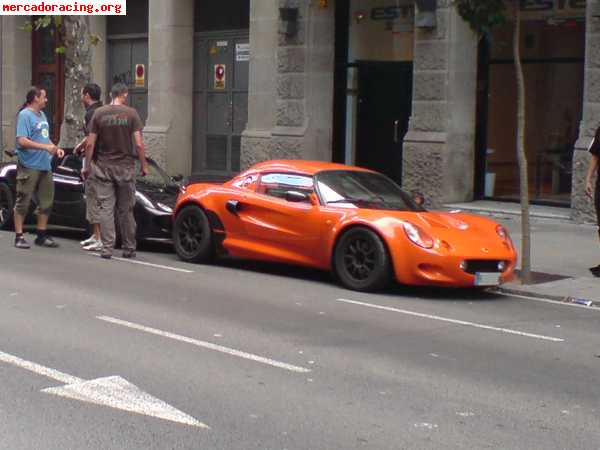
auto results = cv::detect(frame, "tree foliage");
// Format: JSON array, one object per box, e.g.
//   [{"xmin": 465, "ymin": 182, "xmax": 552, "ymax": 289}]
[{"xmin": 454, "ymin": 0, "xmax": 507, "ymax": 36}]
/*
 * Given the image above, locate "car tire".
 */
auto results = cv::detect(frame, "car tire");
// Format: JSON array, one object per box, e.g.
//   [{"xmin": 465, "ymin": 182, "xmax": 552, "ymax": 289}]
[
  {"xmin": 333, "ymin": 227, "xmax": 392, "ymax": 292},
  {"xmin": 173, "ymin": 205, "xmax": 215, "ymax": 263},
  {"xmin": 0, "ymin": 182, "xmax": 14, "ymax": 230}
]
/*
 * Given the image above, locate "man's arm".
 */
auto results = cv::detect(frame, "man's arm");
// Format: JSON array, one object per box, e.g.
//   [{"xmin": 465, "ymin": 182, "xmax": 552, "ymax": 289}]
[
  {"xmin": 73, "ymin": 136, "xmax": 87, "ymax": 156},
  {"xmin": 82, "ymin": 133, "xmax": 97, "ymax": 179},
  {"xmin": 586, "ymin": 153, "xmax": 599, "ymax": 198},
  {"xmin": 133, "ymin": 130, "xmax": 147, "ymax": 177},
  {"xmin": 16, "ymin": 136, "xmax": 64, "ymax": 158}
]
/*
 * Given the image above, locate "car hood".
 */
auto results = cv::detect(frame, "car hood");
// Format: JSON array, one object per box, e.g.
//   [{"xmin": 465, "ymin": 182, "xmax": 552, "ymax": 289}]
[
  {"xmin": 137, "ymin": 182, "xmax": 179, "ymax": 208},
  {"xmin": 351, "ymin": 209, "xmax": 513, "ymax": 255}
]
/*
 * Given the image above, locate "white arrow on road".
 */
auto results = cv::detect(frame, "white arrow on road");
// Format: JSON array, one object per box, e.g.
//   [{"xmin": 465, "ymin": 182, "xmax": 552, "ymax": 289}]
[{"xmin": 0, "ymin": 350, "xmax": 208, "ymax": 429}]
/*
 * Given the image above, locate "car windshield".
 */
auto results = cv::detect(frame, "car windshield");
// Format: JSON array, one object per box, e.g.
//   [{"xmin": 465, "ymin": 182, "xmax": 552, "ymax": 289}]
[
  {"xmin": 315, "ymin": 170, "xmax": 423, "ymax": 211},
  {"xmin": 136, "ymin": 159, "xmax": 174, "ymax": 188}
]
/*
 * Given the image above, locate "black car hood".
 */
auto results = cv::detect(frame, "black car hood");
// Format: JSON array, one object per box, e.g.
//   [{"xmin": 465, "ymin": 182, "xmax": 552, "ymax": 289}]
[{"xmin": 137, "ymin": 181, "xmax": 179, "ymax": 208}]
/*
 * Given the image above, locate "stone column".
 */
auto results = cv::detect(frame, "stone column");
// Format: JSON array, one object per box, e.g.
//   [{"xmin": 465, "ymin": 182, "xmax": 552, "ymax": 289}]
[
  {"xmin": 241, "ymin": 0, "xmax": 335, "ymax": 168},
  {"xmin": 572, "ymin": 5, "xmax": 600, "ymax": 223},
  {"xmin": 402, "ymin": 1, "xmax": 478, "ymax": 207},
  {"xmin": 144, "ymin": 0, "xmax": 194, "ymax": 175},
  {"xmin": 88, "ymin": 16, "xmax": 107, "ymax": 97},
  {"xmin": 1, "ymin": 17, "xmax": 32, "ymax": 159}
]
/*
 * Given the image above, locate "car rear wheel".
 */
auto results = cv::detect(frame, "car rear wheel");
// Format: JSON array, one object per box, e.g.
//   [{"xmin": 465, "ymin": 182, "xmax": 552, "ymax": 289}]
[
  {"xmin": 0, "ymin": 182, "xmax": 14, "ymax": 230},
  {"xmin": 333, "ymin": 227, "xmax": 391, "ymax": 292},
  {"xmin": 173, "ymin": 205, "xmax": 214, "ymax": 263}
]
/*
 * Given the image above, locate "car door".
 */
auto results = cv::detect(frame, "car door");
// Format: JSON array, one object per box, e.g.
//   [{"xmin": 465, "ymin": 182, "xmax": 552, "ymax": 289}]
[
  {"xmin": 234, "ymin": 172, "xmax": 324, "ymax": 267},
  {"xmin": 51, "ymin": 154, "xmax": 86, "ymax": 226}
]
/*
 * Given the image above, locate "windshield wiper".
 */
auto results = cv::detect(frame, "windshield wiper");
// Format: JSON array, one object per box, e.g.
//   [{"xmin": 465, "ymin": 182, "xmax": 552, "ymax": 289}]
[{"xmin": 326, "ymin": 197, "xmax": 377, "ymax": 204}]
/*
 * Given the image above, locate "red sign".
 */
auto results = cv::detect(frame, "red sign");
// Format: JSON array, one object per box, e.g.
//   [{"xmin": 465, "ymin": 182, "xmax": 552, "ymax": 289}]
[
  {"xmin": 214, "ymin": 64, "xmax": 226, "ymax": 90},
  {"xmin": 135, "ymin": 64, "xmax": 145, "ymax": 87}
]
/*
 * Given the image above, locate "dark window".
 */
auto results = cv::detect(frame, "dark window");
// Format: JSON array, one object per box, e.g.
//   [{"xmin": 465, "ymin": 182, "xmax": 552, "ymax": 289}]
[
  {"xmin": 195, "ymin": 0, "xmax": 249, "ymax": 32},
  {"xmin": 107, "ymin": 0, "xmax": 148, "ymax": 35}
]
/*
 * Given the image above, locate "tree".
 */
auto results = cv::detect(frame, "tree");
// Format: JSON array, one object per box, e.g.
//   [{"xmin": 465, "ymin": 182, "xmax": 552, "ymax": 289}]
[
  {"xmin": 24, "ymin": 16, "xmax": 100, "ymax": 149},
  {"xmin": 454, "ymin": 0, "xmax": 532, "ymax": 284}
]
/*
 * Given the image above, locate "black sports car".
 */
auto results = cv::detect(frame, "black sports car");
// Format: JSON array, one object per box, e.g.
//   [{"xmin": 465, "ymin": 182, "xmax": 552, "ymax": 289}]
[{"xmin": 0, "ymin": 151, "xmax": 179, "ymax": 240}]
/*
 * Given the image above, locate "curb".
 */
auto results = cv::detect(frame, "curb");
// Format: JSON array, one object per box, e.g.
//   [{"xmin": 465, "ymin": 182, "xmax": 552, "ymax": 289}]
[{"xmin": 492, "ymin": 286, "xmax": 600, "ymax": 309}]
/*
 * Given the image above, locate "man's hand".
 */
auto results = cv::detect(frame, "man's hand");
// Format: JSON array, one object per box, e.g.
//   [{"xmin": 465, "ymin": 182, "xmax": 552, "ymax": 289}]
[
  {"xmin": 140, "ymin": 162, "xmax": 148, "ymax": 177},
  {"xmin": 46, "ymin": 144, "xmax": 59, "ymax": 155},
  {"xmin": 56, "ymin": 148, "xmax": 65, "ymax": 159},
  {"xmin": 586, "ymin": 180, "xmax": 594, "ymax": 198},
  {"xmin": 81, "ymin": 166, "xmax": 91, "ymax": 181}
]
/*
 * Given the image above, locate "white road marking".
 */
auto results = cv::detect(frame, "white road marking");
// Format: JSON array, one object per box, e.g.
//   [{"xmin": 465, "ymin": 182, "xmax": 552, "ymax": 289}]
[
  {"xmin": 90, "ymin": 253, "xmax": 194, "ymax": 273},
  {"xmin": 97, "ymin": 315, "xmax": 312, "ymax": 374},
  {"xmin": 0, "ymin": 350, "xmax": 207, "ymax": 428},
  {"xmin": 0, "ymin": 351, "xmax": 83, "ymax": 385},
  {"xmin": 336, "ymin": 299, "xmax": 564, "ymax": 343}
]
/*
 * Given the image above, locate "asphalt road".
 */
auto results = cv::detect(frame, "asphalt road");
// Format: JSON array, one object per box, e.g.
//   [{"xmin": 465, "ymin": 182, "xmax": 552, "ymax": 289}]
[{"xmin": 0, "ymin": 229, "xmax": 599, "ymax": 450}]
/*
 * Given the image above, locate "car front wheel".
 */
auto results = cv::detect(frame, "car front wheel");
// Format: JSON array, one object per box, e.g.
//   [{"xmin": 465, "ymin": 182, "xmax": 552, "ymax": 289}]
[
  {"xmin": 173, "ymin": 205, "xmax": 214, "ymax": 263},
  {"xmin": 333, "ymin": 227, "xmax": 392, "ymax": 292},
  {"xmin": 0, "ymin": 182, "xmax": 14, "ymax": 230}
]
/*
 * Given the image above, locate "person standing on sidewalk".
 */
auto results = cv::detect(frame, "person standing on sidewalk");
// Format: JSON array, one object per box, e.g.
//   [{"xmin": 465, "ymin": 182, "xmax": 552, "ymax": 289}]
[
  {"xmin": 82, "ymin": 83, "xmax": 147, "ymax": 259},
  {"xmin": 74, "ymin": 83, "xmax": 103, "ymax": 251},
  {"xmin": 585, "ymin": 127, "xmax": 600, "ymax": 276},
  {"xmin": 13, "ymin": 86, "xmax": 64, "ymax": 249}
]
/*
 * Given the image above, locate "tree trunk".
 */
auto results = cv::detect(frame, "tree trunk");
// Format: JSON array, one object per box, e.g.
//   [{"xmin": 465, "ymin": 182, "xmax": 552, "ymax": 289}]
[
  {"xmin": 58, "ymin": 16, "xmax": 93, "ymax": 149},
  {"xmin": 513, "ymin": 4, "xmax": 532, "ymax": 284}
]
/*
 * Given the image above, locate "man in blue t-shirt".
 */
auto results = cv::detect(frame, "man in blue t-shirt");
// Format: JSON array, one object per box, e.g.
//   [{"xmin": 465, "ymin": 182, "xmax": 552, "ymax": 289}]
[{"xmin": 13, "ymin": 86, "xmax": 64, "ymax": 249}]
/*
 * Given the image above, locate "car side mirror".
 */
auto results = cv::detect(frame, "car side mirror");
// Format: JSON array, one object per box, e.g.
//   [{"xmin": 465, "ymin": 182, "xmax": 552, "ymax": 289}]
[{"xmin": 285, "ymin": 190, "xmax": 309, "ymax": 203}]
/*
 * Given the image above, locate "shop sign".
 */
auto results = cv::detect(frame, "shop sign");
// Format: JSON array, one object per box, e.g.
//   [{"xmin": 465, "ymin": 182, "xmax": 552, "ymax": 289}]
[
  {"xmin": 214, "ymin": 64, "xmax": 226, "ymax": 90},
  {"xmin": 519, "ymin": 0, "xmax": 586, "ymax": 20}
]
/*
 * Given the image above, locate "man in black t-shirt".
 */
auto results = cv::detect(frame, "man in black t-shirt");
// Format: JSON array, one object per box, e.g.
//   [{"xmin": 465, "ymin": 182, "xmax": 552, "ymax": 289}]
[
  {"xmin": 74, "ymin": 83, "xmax": 104, "ymax": 251},
  {"xmin": 585, "ymin": 127, "xmax": 600, "ymax": 276}
]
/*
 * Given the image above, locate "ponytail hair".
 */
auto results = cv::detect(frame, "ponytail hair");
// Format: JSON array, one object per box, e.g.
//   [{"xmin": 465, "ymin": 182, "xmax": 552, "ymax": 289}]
[{"xmin": 18, "ymin": 86, "xmax": 44, "ymax": 114}]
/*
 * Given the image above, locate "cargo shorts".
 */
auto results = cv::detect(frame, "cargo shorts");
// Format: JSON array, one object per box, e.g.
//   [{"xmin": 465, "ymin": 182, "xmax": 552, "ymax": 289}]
[
  {"xmin": 14, "ymin": 164, "xmax": 54, "ymax": 216},
  {"xmin": 85, "ymin": 178, "xmax": 101, "ymax": 224}
]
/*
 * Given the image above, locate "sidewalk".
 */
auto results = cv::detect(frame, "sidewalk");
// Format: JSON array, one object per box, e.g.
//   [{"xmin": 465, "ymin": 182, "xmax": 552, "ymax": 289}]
[{"xmin": 443, "ymin": 201, "xmax": 600, "ymax": 307}]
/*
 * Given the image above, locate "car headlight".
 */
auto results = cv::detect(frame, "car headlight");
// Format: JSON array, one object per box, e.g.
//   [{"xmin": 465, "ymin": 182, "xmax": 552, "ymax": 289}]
[
  {"xmin": 402, "ymin": 222, "xmax": 434, "ymax": 249},
  {"xmin": 135, "ymin": 192, "xmax": 154, "ymax": 209},
  {"xmin": 156, "ymin": 202, "xmax": 173, "ymax": 213}
]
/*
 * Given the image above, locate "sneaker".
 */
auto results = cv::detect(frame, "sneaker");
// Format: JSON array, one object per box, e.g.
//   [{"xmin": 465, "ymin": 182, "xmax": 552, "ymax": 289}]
[
  {"xmin": 14, "ymin": 236, "xmax": 30, "ymax": 249},
  {"xmin": 122, "ymin": 249, "xmax": 136, "ymax": 259},
  {"xmin": 83, "ymin": 241, "xmax": 103, "ymax": 252},
  {"xmin": 80, "ymin": 235, "xmax": 99, "ymax": 246},
  {"xmin": 100, "ymin": 251, "xmax": 112, "ymax": 260},
  {"xmin": 35, "ymin": 236, "xmax": 59, "ymax": 248}
]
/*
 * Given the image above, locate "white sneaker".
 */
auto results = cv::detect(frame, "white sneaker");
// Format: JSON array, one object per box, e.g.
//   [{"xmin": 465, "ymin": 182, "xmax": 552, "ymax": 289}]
[
  {"xmin": 80, "ymin": 235, "xmax": 98, "ymax": 246},
  {"xmin": 83, "ymin": 241, "xmax": 103, "ymax": 252}
]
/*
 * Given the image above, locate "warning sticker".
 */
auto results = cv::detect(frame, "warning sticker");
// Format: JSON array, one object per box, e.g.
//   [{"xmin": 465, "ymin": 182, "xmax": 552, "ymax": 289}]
[{"xmin": 214, "ymin": 64, "xmax": 226, "ymax": 90}]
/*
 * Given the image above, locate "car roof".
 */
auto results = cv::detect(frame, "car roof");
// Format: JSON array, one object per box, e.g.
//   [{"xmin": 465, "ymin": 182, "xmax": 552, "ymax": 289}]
[{"xmin": 249, "ymin": 160, "xmax": 374, "ymax": 176}]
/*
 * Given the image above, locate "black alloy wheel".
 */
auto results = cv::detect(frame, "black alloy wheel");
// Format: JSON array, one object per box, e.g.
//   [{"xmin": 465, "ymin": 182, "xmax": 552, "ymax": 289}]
[
  {"xmin": 333, "ymin": 227, "xmax": 392, "ymax": 292},
  {"xmin": 0, "ymin": 183, "xmax": 14, "ymax": 230},
  {"xmin": 173, "ymin": 205, "xmax": 214, "ymax": 263}
]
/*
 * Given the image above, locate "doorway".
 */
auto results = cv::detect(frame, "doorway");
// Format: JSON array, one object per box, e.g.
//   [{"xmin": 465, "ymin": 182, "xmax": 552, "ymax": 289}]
[{"xmin": 355, "ymin": 62, "xmax": 413, "ymax": 185}]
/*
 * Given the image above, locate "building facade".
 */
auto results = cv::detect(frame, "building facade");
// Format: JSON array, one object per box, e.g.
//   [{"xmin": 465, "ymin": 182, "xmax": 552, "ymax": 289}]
[{"xmin": 0, "ymin": 0, "xmax": 598, "ymax": 221}]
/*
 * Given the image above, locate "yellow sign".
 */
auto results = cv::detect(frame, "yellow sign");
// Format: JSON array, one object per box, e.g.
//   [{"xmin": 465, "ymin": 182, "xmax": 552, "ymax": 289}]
[{"xmin": 135, "ymin": 64, "xmax": 145, "ymax": 87}]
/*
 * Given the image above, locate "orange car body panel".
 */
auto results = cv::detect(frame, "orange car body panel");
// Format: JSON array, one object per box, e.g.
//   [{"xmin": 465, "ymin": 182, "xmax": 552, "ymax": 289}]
[{"xmin": 175, "ymin": 160, "xmax": 518, "ymax": 287}]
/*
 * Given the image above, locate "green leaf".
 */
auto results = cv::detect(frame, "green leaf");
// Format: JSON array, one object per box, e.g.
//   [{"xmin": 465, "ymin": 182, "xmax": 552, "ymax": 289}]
[{"xmin": 55, "ymin": 46, "xmax": 66, "ymax": 54}]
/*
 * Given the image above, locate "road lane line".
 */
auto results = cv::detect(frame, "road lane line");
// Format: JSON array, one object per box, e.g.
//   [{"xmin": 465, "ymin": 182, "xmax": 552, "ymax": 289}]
[
  {"xmin": 90, "ymin": 253, "xmax": 194, "ymax": 273},
  {"xmin": 97, "ymin": 315, "xmax": 312, "ymax": 373},
  {"xmin": 336, "ymin": 299, "xmax": 564, "ymax": 343},
  {"xmin": 0, "ymin": 351, "xmax": 83, "ymax": 384}
]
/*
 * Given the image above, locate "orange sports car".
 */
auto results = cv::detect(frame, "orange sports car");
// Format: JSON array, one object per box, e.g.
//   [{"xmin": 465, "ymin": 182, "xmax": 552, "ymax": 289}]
[{"xmin": 173, "ymin": 160, "xmax": 517, "ymax": 291}]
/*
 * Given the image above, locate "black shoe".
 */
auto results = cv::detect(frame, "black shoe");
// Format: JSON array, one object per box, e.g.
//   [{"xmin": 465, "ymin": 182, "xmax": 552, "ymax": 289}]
[
  {"xmin": 100, "ymin": 251, "xmax": 112, "ymax": 260},
  {"xmin": 590, "ymin": 265, "xmax": 600, "ymax": 277},
  {"xmin": 122, "ymin": 249, "xmax": 136, "ymax": 259},
  {"xmin": 14, "ymin": 236, "xmax": 30, "ymax": 249},
  {"xmin": 34, "ymin": 235, "xmax": 59, "ymax": 248}
]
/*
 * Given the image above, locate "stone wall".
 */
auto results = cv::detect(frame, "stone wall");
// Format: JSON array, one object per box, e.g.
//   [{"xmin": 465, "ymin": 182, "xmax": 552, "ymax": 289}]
[
  {"xmin": 403, "ymin": 1, "xmax": 478, "ymax": 208},
  {"xmin": 241, "ymin": 0, "xmax": 334, "ymax": 169},
  {"xmin": 572, "ymin": 5, "xmax": 600, "ymax": 223}
]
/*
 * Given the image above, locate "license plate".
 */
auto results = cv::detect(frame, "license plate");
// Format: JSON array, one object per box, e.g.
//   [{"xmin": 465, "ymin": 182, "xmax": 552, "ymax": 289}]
[{"xmin": 475, "ymin": 272, "xmax": 500, "ymax": 286}]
